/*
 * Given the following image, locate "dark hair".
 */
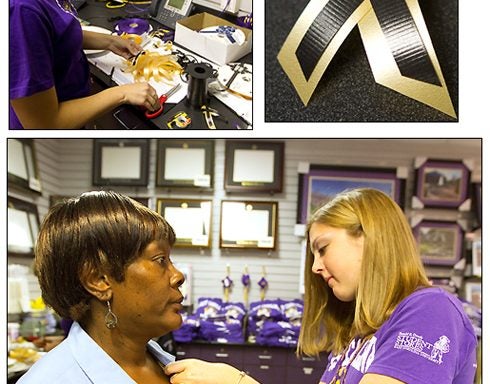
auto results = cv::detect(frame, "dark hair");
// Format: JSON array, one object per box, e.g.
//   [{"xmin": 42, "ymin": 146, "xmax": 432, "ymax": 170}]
[{"xmin": 34, "ymin": 191, "xmax": 176, "ymax": 321}]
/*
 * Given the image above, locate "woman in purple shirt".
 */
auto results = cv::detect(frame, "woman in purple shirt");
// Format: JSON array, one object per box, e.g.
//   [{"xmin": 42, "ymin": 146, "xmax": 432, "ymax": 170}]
[
  {"xmin": 9, "ymin": 0, "xmax": 161, "ymax": 129},
  {"xmin": 164, "ymin": 188, "xmax": 477, "ymax": 384}
]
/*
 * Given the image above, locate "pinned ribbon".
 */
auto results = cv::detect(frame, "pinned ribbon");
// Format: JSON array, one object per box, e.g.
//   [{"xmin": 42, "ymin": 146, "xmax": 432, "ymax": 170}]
[
  {"xmin": 257, "ymin": 266, "xmax": 268, "ymax": 301},
  {"xmin": 277, "ymin": 0, "xmax": 456, "ymax": 118},
  {"xmin": 241, "ymin": 266, "xmax": 251, "ymax": 307},
  {"xmin": 222, "ymin": 264, "xmax": 233, "ymax": 302}
]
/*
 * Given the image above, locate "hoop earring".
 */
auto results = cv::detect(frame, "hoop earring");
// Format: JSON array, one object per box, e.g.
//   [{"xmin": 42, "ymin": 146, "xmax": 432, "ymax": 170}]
[{"xmin": 105, "ymin": 300, "xmax": 118, "ymax": 329}]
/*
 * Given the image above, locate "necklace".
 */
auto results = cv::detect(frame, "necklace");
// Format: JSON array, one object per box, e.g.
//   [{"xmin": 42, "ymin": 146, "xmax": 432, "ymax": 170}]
[{"xmin": 329, "ymin": 337, "xmax": 368, "ymax": 384}]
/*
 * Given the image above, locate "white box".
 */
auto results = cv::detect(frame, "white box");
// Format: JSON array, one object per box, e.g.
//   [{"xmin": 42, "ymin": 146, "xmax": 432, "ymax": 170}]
[{"xmin": 175, "ymin": 12, "xmax": 252, "ymax": 65}]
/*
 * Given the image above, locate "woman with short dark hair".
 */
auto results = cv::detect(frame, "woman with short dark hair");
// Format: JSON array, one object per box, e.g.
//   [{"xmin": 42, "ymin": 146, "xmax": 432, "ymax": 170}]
[{"xmin": 19, "ymin": 191, "xmax": 185, "ymax": 383}]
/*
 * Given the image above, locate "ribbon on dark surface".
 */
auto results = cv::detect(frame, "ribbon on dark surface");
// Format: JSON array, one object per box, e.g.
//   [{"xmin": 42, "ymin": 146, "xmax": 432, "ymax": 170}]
[{"xmin": 277, "ymin": 0, "xmax": 456, "ymax": 118}]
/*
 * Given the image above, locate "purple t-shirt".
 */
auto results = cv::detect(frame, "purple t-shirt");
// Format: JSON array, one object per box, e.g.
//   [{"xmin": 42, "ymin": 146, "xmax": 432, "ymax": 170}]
[
  {"xmin": 9, "ymin": 0, "xmax": 91, "ymax": 129},
  {"xmin": 320, "ymin": 288, "xmax": 477, "ymax": 384}
]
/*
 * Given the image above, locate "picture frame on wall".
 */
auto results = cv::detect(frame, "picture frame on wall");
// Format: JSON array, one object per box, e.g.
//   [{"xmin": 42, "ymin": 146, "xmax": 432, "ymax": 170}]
[
  {"xmin": 7, "ymin": 138, "xmax": 42, "ymax": 194},
  {"xmin": 92, "ymin": 139, "xmax": 150, "ymax": 186},
  {"xmin": 7, "ymin": 196, "xmax": 40, "ymax": 256},
  {"xmin": 465, "ymin": 282, "xmax": 481, "ymax": 308},
  {"xmin": 472, "ymin": 239, "xmax": 481, "ymax": 277},
  {"xmin": 224, "ymin": 141, "xmax": 284, "ymax": 193},
  {"xmin": 412, "ymin": 158, "xmax": 471, "ymax": 209},
  {"xmin": 412, "ymin": 220, "xmax": 464, "ymax": 266},
  {"xmin": 473, "ymin": 182, "xmax": 481, "ymax": 227},
  {"xmin": 156, "ymin": 140, "xmax": 214, "ymax": 189},
  {"xmin": 297, "ymin": 164, "xmax": 405, "ymax": 224},
  {"xmin": 157, "ymin": 198, "xmax": 212, "ymax": 248},
  {"xmin": 220, "ymin": 200, "xmax": 278, "ymax": 249}
]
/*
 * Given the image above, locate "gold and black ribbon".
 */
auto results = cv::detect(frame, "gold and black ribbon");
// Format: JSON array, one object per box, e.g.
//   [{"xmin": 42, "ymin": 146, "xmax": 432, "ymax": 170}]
[{"xmin": 277, "ymin": 0, "xmax": 456, "ymax": 118}]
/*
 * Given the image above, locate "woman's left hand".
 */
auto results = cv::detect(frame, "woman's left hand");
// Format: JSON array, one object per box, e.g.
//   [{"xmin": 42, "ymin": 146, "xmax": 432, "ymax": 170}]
[{"xmin": 108, "ymin": 35, "xmax": 142, "ymax": 59}]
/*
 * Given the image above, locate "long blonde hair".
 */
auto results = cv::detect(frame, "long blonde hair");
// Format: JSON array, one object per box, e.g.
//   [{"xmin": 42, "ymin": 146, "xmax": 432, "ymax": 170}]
[{"xmin": 298, "ymin": 188, "xmax": 430, "ymax": 356}]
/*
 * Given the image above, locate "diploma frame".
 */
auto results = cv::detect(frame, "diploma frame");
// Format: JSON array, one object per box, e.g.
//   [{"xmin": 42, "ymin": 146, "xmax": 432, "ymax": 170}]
[
  {"xmin": 297, "ymin": 164, "xmax": 405, "ymax": 224},
  {"xmin": 8, "ymin": 196, "xmax": 40, "ymax": 257},
  {"xmin": 224, "ymin": 141, "xmax": 284, "ymax": 193},
  {"xmin": 157, "ymin": 198, "xmax": 212, "ymax": 248},
  {"xmin": 413, "ymin": 158, "xmax": 471, "ymax": 209},
  {"xmin": 465, "ymin": 282, "xmax": 481, "ymax": 308},
  {"xmin": 156, "ymin": 140, "xmax": 214, "ymax": 189},
  {"xmin": 92, "ymin": 139, "xmax": 150, "ymax": 186},
  {"xmin": 412, "ymin": 220, "xmax": 464, "ymax": 266},
  {"xmin": 219, "ymin": 200, "xmax": 278, "ymax": 250},
  {"xmin": 7, "ymin": 138, "xmax": 42, "ymax": 194}
]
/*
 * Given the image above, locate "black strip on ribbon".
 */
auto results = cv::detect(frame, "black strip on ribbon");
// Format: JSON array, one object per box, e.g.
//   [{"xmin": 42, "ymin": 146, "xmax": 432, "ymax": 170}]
[
  {"xmin": 295, "ymin": 0, "xmax": 441, "ymax": 85},
  {"xmin": 296, "ymin": 0, "xmax": 364, "ymax": 81},
  {"xmin": 370, "ymin": 0, "xmax": 441, "ymax": 85}
]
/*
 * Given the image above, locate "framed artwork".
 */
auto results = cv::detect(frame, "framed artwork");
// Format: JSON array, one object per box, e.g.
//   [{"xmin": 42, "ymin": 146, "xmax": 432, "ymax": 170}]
[
  {"xmin": 297, "ymin": 164, "xmax": 405, "ymax": 224},
  {"xmin": 220, "ymin": 200, "xmax": 278, "ymax": 249},
  {"xmin": 7, "ymin": 139, "xmax": 42, "ymax": 194},
  {"xmin": 465, "ymin": 282, "xmax": 481, "ymax": 308},
  {"xmin": 472, "ymin": 183, "xmax": 481, "ymax": 227},
  {"xmin": 224, "ymin": 141, "xmax": 284, "ymax": 193},
  {"xmin": 412, "ymin": 220, "xmax": 464, "ymax": 266},
  {"xmin": 156, "ymin": 140, "xmax": 214, "ymax": 189},
  {"xmin": 92, "ymin": 139, "xmax": 150, "ymax": 186},
  {"xmin": 8, "ymin": 196, "xmax": 40, "ymax": 256},
  {"xmin": 413, "ymin": 158, "xmax": 471, "ymax": 209},
  {"xmin": 157, "ymin": 198, "xmax": 212, "ymax": 248},
  {"xmin": 472, "ymin": 239, "xmax": 481, "ymax": 277}
]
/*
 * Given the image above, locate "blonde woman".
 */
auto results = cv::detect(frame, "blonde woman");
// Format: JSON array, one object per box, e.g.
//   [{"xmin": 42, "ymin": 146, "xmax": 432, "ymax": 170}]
[
  {"xmin": 163, "ymin": 188, "xmax": 476, "ymax": 384},
  {"xmin": 302, "ymin": 188, "xmax": 476, "ymax": 384}
]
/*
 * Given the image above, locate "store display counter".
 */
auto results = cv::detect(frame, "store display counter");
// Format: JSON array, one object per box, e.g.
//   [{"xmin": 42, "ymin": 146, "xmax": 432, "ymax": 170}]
[{"xmin": 176, "ymin": 341, "xmax": 328, "ymax": 384}]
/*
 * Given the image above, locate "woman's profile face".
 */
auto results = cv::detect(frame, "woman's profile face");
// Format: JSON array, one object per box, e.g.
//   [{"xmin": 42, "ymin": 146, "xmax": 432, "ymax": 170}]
[
  {"xmin": 108, "ymin": 239, "xmax": 185, "ymax": 337},
  {"xmin": 309, "ymin": 222, "xmax": 364, "ymax": 302}
]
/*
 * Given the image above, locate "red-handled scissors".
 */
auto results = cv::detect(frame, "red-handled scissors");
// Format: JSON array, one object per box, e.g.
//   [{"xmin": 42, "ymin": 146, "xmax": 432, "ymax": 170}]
[{"xmin": 145, "ymin": 83, "xmax": 182, "ymax": 119}]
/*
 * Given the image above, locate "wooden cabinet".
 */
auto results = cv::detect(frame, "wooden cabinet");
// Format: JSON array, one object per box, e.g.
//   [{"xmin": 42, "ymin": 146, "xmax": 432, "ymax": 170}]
[{"xmin": 175, "ymin": 342, "xmax": 327, "ymax": 384}]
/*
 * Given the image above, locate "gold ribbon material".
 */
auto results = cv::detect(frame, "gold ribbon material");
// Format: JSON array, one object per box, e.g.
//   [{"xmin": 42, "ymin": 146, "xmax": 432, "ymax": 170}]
[
  {"xmin": 277, "ymin": 0, "xmax": 456, "ymax": 118},
  {"xmin": 120, "ymin": 32, "xmax": 143, "ymax": 45},
  {"xmin": 125, "ymin": 51, "xmax": 182, "ymax": 83}
]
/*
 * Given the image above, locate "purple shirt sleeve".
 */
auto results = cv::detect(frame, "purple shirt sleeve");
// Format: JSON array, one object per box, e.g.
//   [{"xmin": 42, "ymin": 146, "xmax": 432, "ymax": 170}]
[
  {"xmin": 9, "ymin": 0, "xmax": 90, "ymax": 128},
  {"xmin": 320, "ymin": 288, "xmax": 477, "ymax": 384}
]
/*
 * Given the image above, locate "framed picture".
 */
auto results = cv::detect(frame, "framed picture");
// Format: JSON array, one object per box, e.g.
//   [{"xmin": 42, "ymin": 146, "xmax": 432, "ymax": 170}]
[
  {"xmin": 7, "ymin": 139, "xmax": 42, "ymax": 194},
  {"xmin": 224, "ymin": 141, "xmax": 284, "ymax": 193},
  {"xmin": 472, "ymin": 239, "xmax": 481, "ymax": 277},
  {"xmin": 8, "ymin": 196, "xmax": 40, "ymax": 256},
  {"xmin": 413, "ymin": 158, "xmax": 471, "ymax": 209},
  {"xmin": 465, "ymin": 282, "xmax": 481, "ymax": 308},
  {"xmin": 92, "ymin": 139, "xmax": 150, "ymax": 186},
  {"xmin": 157, "ymin": 199, "xmax": 212, "ymax": 248},
  {"xmin": 297, "ymin": 164, "xmax": 405, "ymax": 224},
  {"xmin": 156, "ymin": 140, "xmax": 214, "ymax": 189},
  {"xmin": 220, "ymin": 200, "xmax": 278, "ymax": 249},
  {"xmin": 412, "ymin": 220, "xmax": 464, "ymax": 266}
]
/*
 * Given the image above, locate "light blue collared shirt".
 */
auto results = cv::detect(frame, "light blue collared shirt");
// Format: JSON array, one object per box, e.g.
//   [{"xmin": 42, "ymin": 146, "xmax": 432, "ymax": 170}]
[{"xmin": 17, "ymin": 322, "xmax": 175, "ymax": 383}]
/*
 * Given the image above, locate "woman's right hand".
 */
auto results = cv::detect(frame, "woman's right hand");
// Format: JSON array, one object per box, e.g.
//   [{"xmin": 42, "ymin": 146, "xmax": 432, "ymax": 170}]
[
  {"xmin": 164, "ymin": 359, "xmax": 260, "ymax": 384},
  {"xmin": 117, "ymin": 82, "xmax": 161, "ymax": 111}
]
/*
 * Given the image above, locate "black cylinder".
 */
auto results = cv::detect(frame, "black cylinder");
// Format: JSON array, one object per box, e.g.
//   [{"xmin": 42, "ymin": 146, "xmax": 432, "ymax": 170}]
[{"xmin": 186, "ymin": 63, "xmax": 214, "ymax": 107}]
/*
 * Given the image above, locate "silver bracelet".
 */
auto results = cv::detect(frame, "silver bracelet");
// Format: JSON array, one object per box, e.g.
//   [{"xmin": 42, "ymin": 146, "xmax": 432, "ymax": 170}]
[{"xmin": 235, "ymin": 371, "xmax": 247, "ymax": 384}]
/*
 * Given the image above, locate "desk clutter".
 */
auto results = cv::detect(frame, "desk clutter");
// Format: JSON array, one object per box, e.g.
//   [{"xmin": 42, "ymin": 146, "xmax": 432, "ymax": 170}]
[{"xmin": 81, "ymin": 13, "xmax": 252, "ymax": 128}]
